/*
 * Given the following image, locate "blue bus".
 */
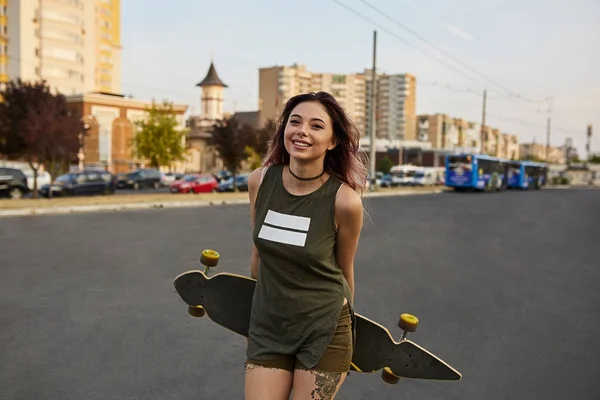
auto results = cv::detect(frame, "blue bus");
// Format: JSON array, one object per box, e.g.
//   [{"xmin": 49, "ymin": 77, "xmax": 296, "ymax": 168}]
[
  {"xmin": 445, "ymin": 153, "xmax": 507, "ymax": 191},
  {"xmin": 507, "ymin": 160, "xmax": 548, "ymax": 189}
]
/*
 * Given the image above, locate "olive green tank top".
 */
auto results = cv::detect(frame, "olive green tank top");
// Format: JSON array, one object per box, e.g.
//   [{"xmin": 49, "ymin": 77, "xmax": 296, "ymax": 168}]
[{"xmin": 247, "ymin": 164, "xmax": 354, "ymax": 368}]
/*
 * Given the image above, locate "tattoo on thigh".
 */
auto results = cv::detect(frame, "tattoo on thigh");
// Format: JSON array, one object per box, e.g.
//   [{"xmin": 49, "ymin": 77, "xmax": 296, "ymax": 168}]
[{"xmin": 309, "ymin": 371, "xmax": 342, "ymax": 400}]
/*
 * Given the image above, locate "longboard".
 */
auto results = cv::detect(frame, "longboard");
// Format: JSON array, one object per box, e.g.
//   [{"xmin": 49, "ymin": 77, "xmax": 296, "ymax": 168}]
[{"xmin": 174, "ymin": 252, "xmax": 462, "ymax": 384}]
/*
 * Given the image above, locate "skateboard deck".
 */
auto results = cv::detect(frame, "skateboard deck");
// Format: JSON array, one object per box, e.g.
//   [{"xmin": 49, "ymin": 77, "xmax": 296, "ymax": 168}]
[{"xmin": 174, "ymin": 270, "xmax": 462, "ymax": 382}]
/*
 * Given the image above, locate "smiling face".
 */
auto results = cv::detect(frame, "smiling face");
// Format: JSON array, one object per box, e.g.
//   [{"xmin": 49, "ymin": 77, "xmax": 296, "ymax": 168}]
[{"xmin": 283, "ymin": 101, "xmax": 336, "ymax": 163}]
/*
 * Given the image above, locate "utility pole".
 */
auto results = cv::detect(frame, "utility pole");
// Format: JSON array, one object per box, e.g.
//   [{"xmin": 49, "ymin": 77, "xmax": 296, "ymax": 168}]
[
  {"xmin": 545, "ymin": 117, "xmax": 551, "ymax": 162},
  {"xmin": 479, "ymin": 89, "xmax": 487, "ymax": 154},
  {"xmin": 544, "ymin": 97, "xmax": 554, "ymax": 163},
  {"xmin": 369, "ymin": 30, "xmax": 377, "ymax": 190},
  {"xmin": 586, "ymin": 125, "xmax": 592, "ymax": 160}
]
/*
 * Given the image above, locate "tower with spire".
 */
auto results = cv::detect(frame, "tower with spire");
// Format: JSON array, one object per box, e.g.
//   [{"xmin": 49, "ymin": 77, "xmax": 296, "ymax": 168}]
[{"xmin": 196, "ymin": 60, "xmax": 228, "ymax": 126}]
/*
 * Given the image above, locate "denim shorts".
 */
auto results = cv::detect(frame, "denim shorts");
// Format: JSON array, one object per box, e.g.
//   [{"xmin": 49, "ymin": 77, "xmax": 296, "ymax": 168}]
[{"xmin": 246, "ymin": 303, "xmax": 353, "ymax": 373}]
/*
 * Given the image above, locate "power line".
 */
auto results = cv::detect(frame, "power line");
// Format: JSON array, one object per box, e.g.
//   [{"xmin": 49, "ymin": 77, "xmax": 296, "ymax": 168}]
[
  {"xmin": 357, "ymin": 0, "xmax": 548, "ymax": 104},
  {"xmin": 330, "ymin": 0, "xmax": 492, "ymax": 91}
]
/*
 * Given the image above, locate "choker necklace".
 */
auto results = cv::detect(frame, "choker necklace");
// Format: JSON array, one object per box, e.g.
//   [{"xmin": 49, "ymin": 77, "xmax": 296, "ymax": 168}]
[{"xmin": 289, "ymin": 167, "xmax": 325, "ymax": 181}]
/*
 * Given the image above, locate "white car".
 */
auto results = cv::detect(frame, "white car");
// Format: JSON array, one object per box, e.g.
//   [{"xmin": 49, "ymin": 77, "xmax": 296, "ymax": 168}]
[
  {"xmin": 24, "ymin": 170, "xmax": 52, "ymax": 190},
  {"xmin": 161, "ymin": 172, "xmax": 183, "ymax": 186}
]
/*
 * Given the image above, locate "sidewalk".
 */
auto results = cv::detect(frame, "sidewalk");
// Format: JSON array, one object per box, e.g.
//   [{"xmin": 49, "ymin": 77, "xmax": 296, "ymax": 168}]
[{"xmin": 0, "ymin": 187, "xmax": 445, "ymax": 218}]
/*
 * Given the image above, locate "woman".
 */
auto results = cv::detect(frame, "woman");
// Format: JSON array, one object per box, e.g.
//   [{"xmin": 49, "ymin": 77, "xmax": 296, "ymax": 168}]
[{"xmin": 245, "ymin": 92, "xmax": 367, "ymax": 399}]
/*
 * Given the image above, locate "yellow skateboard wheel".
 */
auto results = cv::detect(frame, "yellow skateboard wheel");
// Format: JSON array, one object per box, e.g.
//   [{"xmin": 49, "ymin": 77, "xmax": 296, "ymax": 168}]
[
  {"xmin": 381, "ymin": 367, "xmax": 400, "ymax": 384},
  {"xmin": 188, "ymin": 306, "xmax": 206, "ymax": 318},
  {"xmin": 200, "ymin": 249, "xmax": 220, "ymax": 268},
  {"xmin": 398, "ymin": 313, "xmax": 419, "ymax": 332}
]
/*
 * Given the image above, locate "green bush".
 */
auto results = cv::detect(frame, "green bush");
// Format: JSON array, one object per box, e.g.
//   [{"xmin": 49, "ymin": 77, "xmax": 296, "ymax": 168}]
[{"xmin": 552, "ymin": 176, "xmax": 570, "ymax": 185}]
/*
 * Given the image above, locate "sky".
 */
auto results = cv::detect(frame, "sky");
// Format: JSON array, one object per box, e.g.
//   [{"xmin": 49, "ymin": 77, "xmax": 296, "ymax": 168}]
[{"xmin": 120, "ymin": 0, "xmax": 600, "ymax": 155}]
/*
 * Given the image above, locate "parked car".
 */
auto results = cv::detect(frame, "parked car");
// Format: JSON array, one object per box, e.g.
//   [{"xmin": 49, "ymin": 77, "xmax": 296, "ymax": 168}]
[
  {"xmin": 213, "ymin": 170, "xmax": 232, "ymax": 183},
  {"xmin": 23, "ymin": 170, "xmax": 52, "ymax": 190},
  {"xmin": 0, "ymin": 167, "xmax": 30, "ymax": 199},
  {"xmin": 379, "ymin": 173, "xmax": 393, "ymax": 188},
  {"xmin": 39, "ymin": 170, "xmax": 116, "ymax": 197},
  {"xmin": 216, "ymin": 174, "xmax": 249, "ymax": 192},
  {"xmin": 169, "ymin": 174, "xmax": 218, "ymax": 194},
  {"xmin": 116, "ymin": 169, "xmax": 162, "ymax": 190},
  {"xmin": 161, "ymin": 172, "xmax": 184, "ymax": 187}
]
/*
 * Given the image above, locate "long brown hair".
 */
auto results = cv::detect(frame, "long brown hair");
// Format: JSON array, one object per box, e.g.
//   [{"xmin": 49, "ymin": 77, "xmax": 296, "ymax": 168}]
[{"xmin": 263, "ymin": 92, "xmax": 368, "ymax": 192}]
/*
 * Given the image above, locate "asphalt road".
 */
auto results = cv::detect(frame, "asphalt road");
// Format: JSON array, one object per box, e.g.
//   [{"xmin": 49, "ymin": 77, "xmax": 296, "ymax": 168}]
[{"xmin": 1, "ymin": 189, "xmax": 599, "ymax": 400}]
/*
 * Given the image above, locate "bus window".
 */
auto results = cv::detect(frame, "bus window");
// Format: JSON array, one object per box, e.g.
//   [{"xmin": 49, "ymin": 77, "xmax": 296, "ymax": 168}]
[
  {"xmin": 478, "ymin": 159, "xmax": 491, "ymax": 174},
  {"xmin": 447, "ymin": 156, "xmax": 472, "ymax": 173}
]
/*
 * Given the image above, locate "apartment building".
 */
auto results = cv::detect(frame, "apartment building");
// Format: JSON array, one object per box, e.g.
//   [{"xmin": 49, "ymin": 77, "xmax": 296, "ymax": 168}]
[
  {"xmin": 416, "ymin": 114, "xmax": 520, "ymax": 158},
  {"xmin": 2, "ymin": 0, "xmax": 121, "ymax": 94},
  {"xmin": 519, "ymin": 142, "xmax": 566, "ymax": 164},
  {"xmin": 417, "ymin": 114, "xmax": 465, "ymax": 150},
  {"xmin": 258, "ymin": 64, "xmax": 366, "ymax": 134},
  {"xmin": 366, "ymin": 73, "xmax": 416, "ymax": 142},
  {"xmin": 258, "ymin": 64, "xmax": 311, "ymax": 128},
  {"xmin": 0, "ymin": 1, "xmax": 7, "ymax": 88},
  {"xmin": 313, "ymin": 72, "xmax": 366, "ymax": 135},
  {"xmin": 96, "ymin": 0, "xmax": 121, "ymax": 93},
  {"xmin": 498, "ymin": 133, "xmax": 519, "ymax": 159}
]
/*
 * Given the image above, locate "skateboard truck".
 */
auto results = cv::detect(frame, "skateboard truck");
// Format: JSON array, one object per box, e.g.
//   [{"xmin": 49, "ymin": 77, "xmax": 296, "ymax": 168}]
[
  {"xmin": 381, "ymin": 313, "xmax": 420, "ymax": 384},
  {"xmin": 187, "ymin": 249, "xmax": 220, "ymax": 318}
]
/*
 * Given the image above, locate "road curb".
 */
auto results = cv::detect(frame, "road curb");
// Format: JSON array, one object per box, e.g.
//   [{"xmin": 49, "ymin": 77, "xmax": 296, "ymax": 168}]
[{"xmin": 0, "ymin": 189, "xmax": 443, "ymax": 218}]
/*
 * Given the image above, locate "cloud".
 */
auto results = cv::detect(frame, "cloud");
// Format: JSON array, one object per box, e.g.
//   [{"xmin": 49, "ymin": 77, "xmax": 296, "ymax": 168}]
[{"xmin": 445, "ymin": 24, "xmax": 477, "ymax": 42}]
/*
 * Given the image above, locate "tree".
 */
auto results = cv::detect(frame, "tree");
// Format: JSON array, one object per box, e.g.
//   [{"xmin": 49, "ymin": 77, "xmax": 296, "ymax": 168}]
[
  {"xmin": 210, "ymin": 117, "xmax": 255, "ymax": 191},
  {"xmin": 132, "ymin": 100, "xmax": 187, "ymax": 170},
  {"xmin": 251, "ymin": 119, "xmax": 276, "ymax": 159},
  {"xmin": 588, "ymin": 154, "xmax": 600, "ymax": 164},
  {"xmin": 377, "ymin": 155, "xmax": 394, "ymax": 174},
  {"xmin": 21, "ymin": 96, "xmax": 82, "ymax": 193},
  {"xmin": 244, "ymin": 146, "xmax": 262, "ymax": 171},
  {"xmin": 520, "ymin": 155, "xmax": 544, "ymax": 163},
  {"xmin": 0, "ymin": 79, "xmax": 81, "ymax": 196},
  {"xmin": 244, "ymin": 119, "xmax": 276, "ymax": 172}
]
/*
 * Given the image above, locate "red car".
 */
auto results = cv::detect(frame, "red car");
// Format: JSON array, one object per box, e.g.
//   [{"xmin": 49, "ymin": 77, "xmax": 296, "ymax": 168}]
[{"xmin": 169, "ymin": 174, "xmax": 218, "ymax": 194}]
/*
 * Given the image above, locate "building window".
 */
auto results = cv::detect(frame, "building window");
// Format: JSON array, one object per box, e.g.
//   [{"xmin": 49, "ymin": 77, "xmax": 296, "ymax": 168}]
[
  {"xmin": 41, "ymin": 28, "xmax": 83, "ymax": 44},
  {"xmin": 41, "ymin": 47, "xmax": 81, "ymax": 63},
  {"xmin": 41, "ymin": 10, "xmax": 82, "ymax": 26}
]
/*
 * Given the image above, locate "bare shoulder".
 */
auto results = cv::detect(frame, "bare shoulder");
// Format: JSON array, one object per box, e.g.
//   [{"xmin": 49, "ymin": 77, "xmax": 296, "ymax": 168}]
[
  {"xmin": 248, "ymin": 166, "xmax": 266, "ymax": 192},
  {"xmin": 335, "ymin": 184, "xmax": 364, "ymax": 218}
]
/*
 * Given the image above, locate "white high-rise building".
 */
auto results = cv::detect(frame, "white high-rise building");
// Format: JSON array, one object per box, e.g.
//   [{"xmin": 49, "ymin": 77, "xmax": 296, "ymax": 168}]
[
  {"xmin": 2, "ymin": 0, "xmax": 122, "ymax": 94},
  {"xmin": 366, "ymin": 73, "xmax": 417, "ymax": 142}
]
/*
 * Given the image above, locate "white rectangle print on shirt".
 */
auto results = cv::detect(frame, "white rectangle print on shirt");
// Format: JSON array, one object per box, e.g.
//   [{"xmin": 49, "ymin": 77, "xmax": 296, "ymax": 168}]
[{"xmin": 258, "ymin": 210, "xmax": 311, "ymax": 247}]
